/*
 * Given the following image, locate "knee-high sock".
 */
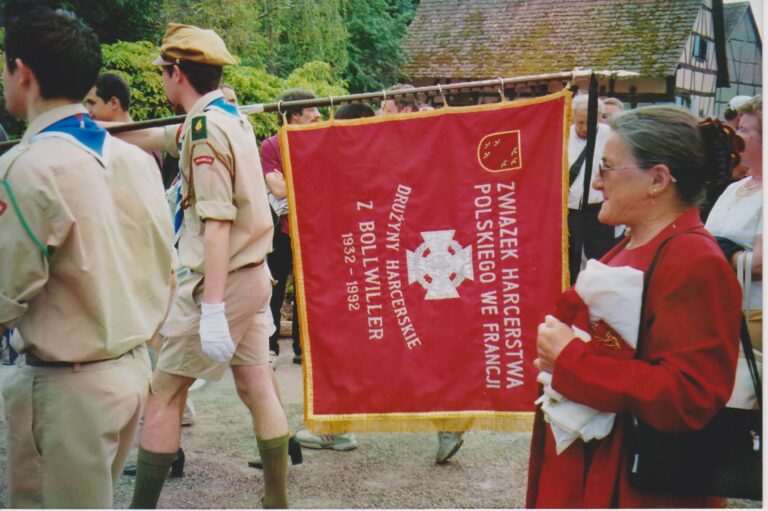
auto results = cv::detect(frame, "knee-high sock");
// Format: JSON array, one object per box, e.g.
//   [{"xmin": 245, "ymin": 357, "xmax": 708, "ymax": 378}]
[
  {"xmin": 129, "ymin": 447, "xmax": 176, "ymax": 509},
  {"xmin": 257, "ymin": 434, "xmax": 289, "ymax": 509}
]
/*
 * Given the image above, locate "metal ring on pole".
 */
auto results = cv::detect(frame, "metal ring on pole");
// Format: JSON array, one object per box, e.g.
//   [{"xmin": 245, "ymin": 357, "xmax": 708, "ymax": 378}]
[
  {"xmin": 437, "ymin": 83, "xmax": 448, "ymax": 107},
  {"xmin": 277, "ymin": 100, "xmax": 288, "ymax": 125},
  {"xmin": 566, "ymin": 69, "xmax": 577, "ymax": 90},
  {"xmin": 497, "ymin": 77, "xmax": 506, "ymax": 102}
]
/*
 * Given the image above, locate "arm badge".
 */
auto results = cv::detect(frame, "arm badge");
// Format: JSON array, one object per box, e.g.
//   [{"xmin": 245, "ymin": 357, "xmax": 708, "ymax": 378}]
[{"xmin": 191, "ymin": 115, "xmax": 208, "ymax": 141}]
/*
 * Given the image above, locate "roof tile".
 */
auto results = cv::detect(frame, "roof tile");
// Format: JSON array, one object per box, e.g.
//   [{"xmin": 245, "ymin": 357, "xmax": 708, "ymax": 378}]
[{"xmin": 404, "ymin": 0, "xmax": 703, "ymax": 79}]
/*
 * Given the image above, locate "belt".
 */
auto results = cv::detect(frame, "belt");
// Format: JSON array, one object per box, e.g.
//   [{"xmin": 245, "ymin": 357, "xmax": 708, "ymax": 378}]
[{"xmin": 25, "ymin": 351, "xmax": 128, "ymax": 369}]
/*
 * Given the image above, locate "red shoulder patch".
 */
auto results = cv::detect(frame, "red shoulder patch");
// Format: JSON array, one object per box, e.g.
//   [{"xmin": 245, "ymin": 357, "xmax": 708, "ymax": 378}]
[
  {"xmin": 193, "ymin": 155, "xmax": 215, "ymax": 166},
  {"xmin": 0, "ymin": 198, "xmax": 6, "ymax": 216}
]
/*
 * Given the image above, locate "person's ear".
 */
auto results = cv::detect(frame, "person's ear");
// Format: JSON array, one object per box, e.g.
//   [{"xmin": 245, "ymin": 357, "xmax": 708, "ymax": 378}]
[
  {"xmin": 648, "ymin": 164, "xmax": 675, "ymax": 197},
  {"xmin": 170, "ymin": 64, "xmax": 184, "ymax": 84},
  {"xmin": 11, "ymin": 58, "xmax": 33, "ymax": 86}
]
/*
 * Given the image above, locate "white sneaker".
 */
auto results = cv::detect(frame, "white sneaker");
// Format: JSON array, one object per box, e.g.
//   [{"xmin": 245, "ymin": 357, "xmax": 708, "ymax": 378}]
[
  {"xmin": 182, "ymin": 398, "xmax": 196, "ymax": 426},
  {"xmin": 189, "ymin": 379, "xmax": 206, "ymax": 391},
  {"xmin": 435, "ymin": 431, "xmax": 464, "ymax": 463},
  {"xmin": 294, "ymin": 429, "xmax": 358, "ymax": 451}
]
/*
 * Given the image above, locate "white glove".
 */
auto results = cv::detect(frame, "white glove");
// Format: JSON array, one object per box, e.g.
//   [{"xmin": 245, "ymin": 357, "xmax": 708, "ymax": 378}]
[{"xmin": 199, "ymin": 302, "xmax": 236, "ymax": 362}]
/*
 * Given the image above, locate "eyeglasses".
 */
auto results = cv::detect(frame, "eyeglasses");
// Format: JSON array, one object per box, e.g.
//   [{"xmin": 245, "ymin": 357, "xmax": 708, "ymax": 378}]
[
  {"xmin": 597, "ymin": 162, "xmax": 637, "ymax": 179},
  {"xmin": 597, "ymin": 162, "xmax": 679, "ymax": 183}
]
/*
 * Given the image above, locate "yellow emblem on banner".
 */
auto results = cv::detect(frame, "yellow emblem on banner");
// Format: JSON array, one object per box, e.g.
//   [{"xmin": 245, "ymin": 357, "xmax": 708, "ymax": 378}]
[{"xmin": 477, "ymin": 130, "xmax": 522, "ymax": 173}]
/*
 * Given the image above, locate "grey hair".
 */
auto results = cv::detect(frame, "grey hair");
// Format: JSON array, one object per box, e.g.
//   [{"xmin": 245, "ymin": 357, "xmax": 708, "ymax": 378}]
[
  {"xmin": 737, "ymin": 95, "xmax": 762, "ymax": 133},
  {"xmin": 572, "ymin": 94, "xmax": 605, "ymax": 116},
  {"xmin": 609, "ymin": 106, "xmax": 708, "ymax": 206},
  {"xmin": 603, "ymin": 97, "xmax": 624, "ymax": 110}
]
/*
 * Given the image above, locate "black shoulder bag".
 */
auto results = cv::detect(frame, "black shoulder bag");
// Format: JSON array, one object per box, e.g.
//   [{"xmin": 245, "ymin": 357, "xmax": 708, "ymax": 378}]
[{"xmin": 627, "ymin": 233, "xmax": 762, "ymax": 500}]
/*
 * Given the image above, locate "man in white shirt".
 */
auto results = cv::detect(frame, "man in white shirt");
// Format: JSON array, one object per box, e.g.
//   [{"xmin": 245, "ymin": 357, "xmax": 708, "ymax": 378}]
[{"xmin": 567, "ymin": 94, "xmax": 615, "ymax": 284}]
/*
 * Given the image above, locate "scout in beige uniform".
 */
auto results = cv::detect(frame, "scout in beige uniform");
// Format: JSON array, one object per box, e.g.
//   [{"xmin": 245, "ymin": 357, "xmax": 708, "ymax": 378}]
[
  {"xmin": 0, "ymin": 8, "xmax": 174, "ymax": 508},
  {"xmin": 128, "ymin": 24, "xmax": 290, "ymax": 509}
]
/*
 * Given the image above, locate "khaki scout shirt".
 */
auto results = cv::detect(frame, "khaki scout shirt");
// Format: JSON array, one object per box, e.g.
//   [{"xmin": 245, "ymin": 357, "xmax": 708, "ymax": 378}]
[
  {"xmin": 0, "ymin": 104, "xmax": 174, "ymax": 362},
  {"xmin": 159, "ymin": 90, "xmax": 273, "ymax": 337},
  {"xmin": 176, "ymin": 90, "xmax": 273, "ymax": 273}
]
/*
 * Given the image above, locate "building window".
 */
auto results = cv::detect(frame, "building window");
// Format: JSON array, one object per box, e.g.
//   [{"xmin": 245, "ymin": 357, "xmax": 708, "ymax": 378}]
[{"xmin": 693, "ymin": 34, "xmax": 708, "ymax": 61}]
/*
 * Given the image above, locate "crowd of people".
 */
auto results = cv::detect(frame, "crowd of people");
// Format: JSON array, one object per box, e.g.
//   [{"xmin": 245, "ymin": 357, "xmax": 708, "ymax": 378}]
[{"xmin": 0, "ymin": 6, "xmax": 761, "ymax": 509}]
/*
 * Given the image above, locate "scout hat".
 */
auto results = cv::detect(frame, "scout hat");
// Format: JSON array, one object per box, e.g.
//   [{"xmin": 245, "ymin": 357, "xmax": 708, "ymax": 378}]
[{"xmin": 153, "ymin": 23, "xmax": 236, "ymax": 67}]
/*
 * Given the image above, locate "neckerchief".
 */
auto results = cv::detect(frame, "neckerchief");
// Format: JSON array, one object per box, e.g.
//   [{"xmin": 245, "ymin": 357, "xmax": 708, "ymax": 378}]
[{"xmin": 31, "ymin": 112, "xmax": 108, "ymax": 165}]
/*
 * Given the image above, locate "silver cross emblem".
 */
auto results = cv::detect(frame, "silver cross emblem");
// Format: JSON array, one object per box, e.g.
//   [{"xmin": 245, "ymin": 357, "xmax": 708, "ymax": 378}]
[{"xmin": 406, "ymin": 230, "xmax": 474, "ymax": 300}]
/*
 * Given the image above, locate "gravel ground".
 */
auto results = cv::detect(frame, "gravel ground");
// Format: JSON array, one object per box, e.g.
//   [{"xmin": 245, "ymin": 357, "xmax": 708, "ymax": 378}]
[{"xmin": 0, "ymin": 338, "xmax": 762, "ymax": 508}]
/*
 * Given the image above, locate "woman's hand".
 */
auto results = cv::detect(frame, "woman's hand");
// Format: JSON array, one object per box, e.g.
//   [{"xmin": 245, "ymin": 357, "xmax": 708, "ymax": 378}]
[{"xmin": 534, "ymin": 315, "xmax": 577, "ymax": 373}]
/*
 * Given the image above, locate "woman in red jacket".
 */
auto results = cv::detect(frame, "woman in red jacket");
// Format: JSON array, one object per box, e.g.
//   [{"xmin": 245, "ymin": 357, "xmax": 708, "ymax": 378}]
[{"xmin": 526, "ymin": 106, "xmax": 743, "ymax": 508}]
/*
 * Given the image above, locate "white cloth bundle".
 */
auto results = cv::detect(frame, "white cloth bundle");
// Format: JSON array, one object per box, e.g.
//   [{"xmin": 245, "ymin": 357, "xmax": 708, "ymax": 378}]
[{"xmin": 536, "ymin": 259, "xmax": 644, "ymax": 454}]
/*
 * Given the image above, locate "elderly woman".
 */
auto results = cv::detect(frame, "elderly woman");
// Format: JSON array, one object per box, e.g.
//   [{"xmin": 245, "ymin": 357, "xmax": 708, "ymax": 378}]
[
  {"xmin": 706, "ymin": 95, "xmax": 762, "ymax": 410},
  {"xmin": 526, "ymin": 106, "xmax": 742, "ymax": 508}
]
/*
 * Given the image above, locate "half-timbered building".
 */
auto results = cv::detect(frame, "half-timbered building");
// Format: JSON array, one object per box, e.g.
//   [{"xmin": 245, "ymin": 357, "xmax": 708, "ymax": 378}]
[{"xmin": 403, "ymin": 0, "xmax": 732, "ymax": 116}]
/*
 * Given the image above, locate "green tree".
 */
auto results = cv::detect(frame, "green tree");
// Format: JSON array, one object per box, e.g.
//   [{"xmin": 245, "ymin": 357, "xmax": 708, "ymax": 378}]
[
  {"xmin": 0, "ymin": 0, "xmax": 164, "ymax": 43},
  {"xmin": 101, "ymin": 40, "xmax": 173, "ymax": 121},
  {"xmin": 159, "ymin": 0, "xmax": 272, "ymax": 68},
  {"xmin": 340, "ymin": 0, "xmax": 416, "ymax": 93},
  {"xmin": 261, "ymin": 0, "xmax": 349, "ymax": 79}
]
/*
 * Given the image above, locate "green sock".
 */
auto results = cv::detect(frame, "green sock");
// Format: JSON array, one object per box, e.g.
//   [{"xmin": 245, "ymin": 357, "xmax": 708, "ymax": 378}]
[
  {"xmin": 257, "ymin": 434, "xmax": 289, "ymax": 509},
  {"xmin": 129, "ymin": 447, "xmax": 177, "ymax": 509}
]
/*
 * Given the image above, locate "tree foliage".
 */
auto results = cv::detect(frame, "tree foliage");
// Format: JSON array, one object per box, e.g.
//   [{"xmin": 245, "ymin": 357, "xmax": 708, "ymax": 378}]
[
  {"xmin": 158, "ymin": 0, "xmax": 416, "ymax": 91},
  {"xmin": 261, "ymin": 0, "xmax": 349, "ymax": 79},
  {"xmin": 340, "ymin": 0, "xmax": 416, "ymax": 93},
  {"xmin": 158, "ymin": 0, "xmax": 270, "ymax": 69},
  {"xmin": 0, "ymin": 0, "xmax": 164, "ymax": 43},
  {"xmin": 0, "ymin": 0, "xmax": 419, "ymax": 138}
]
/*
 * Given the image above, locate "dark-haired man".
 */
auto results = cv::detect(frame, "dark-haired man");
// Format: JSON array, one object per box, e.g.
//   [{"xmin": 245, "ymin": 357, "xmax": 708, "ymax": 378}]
[
  {"xmin": 126, "ymin": 23, "xmax": 289, "ymax": 509},
  {"xmin": 87, "ymin": 72, "xmax": 167, "ymax": 175},
  {"xmin": 85, "ymin": 72, "xmax": 132, "ymax": 122},
  {"xmin": 0, "ymin": 7, "xmax": 174, "ymax": 508}
]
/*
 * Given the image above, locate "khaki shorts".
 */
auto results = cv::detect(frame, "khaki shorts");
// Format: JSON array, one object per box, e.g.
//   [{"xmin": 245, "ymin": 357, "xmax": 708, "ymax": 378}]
[
  {"xmin": 3, "ymin": 346, "xmax": 151, "ymax": 508},
  {"xmin": 157, "ymin": 263, "xmax": 274, "ymax": 381}
]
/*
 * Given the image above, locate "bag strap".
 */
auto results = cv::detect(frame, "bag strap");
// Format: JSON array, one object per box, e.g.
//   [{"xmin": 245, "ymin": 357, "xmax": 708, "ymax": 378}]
[
  {"xmin": 568, "ymin": 147, "xmax": 588, "ymax": 186},
  {"xmin": 636, "ymin": 231, "xmax": 761, "ymax": 407},
  {"xmin": 636, "ymin": 232, "xmax": 690, "ymax": 357},
  {"xmin": 739, "ymin": 313, "xmax": 762, "ymax": 406},
  {"xmin": 1, "ymin": 146, "xmax": 52, "ymax": 262},
  {"xmin": 740, "ymin": 250, "xmax": 753, "ymax": 311}
]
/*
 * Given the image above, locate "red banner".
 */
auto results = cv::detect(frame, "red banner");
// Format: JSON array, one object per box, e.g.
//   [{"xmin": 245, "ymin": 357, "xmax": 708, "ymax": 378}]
[{"xmin": 282, "ymin": 91, "xmax": 571, "ymax": 433}]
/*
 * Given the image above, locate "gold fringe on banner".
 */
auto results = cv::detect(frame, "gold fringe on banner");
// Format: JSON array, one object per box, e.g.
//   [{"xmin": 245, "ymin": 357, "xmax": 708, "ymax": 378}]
[
  {"xmin": 561, "ymin": 92, "xmax": 573, "ymax": 290},
  {"xmin": 305, "ymin": 412, "xmax": 535, "ymax": 435}
]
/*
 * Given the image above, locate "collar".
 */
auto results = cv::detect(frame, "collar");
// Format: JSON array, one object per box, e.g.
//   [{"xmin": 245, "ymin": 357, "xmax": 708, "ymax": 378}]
[
  {"xmin": 25, "ymin": 104, "xmax": 108, "ymax": 166},
  {"xmin": 658, "ymin": 207, "xmax": 703, "ymax": 234},
  {"xmin": 627, "ymin": 208, "xmax": 704, "ymax": 250},
  {"xmin": 187, "ymin": 89, "xmax": 225, "ymax": 118},
  {"xmin": 22, "ymin": 103, "xmax": 90, "ymax": 144},
  {"xmin": 205, "ymin": 96, "xmax": 240, "ymax": 119},
  {"xmin": 181, "ymin": 90, "xmax": 227, "ymax": 140}
]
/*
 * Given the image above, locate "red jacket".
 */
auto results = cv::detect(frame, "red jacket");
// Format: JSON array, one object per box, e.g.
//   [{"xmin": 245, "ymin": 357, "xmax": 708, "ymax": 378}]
[{"xmin": 527, "ymin": 209, "xmax": 741, "ymax": 508}]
